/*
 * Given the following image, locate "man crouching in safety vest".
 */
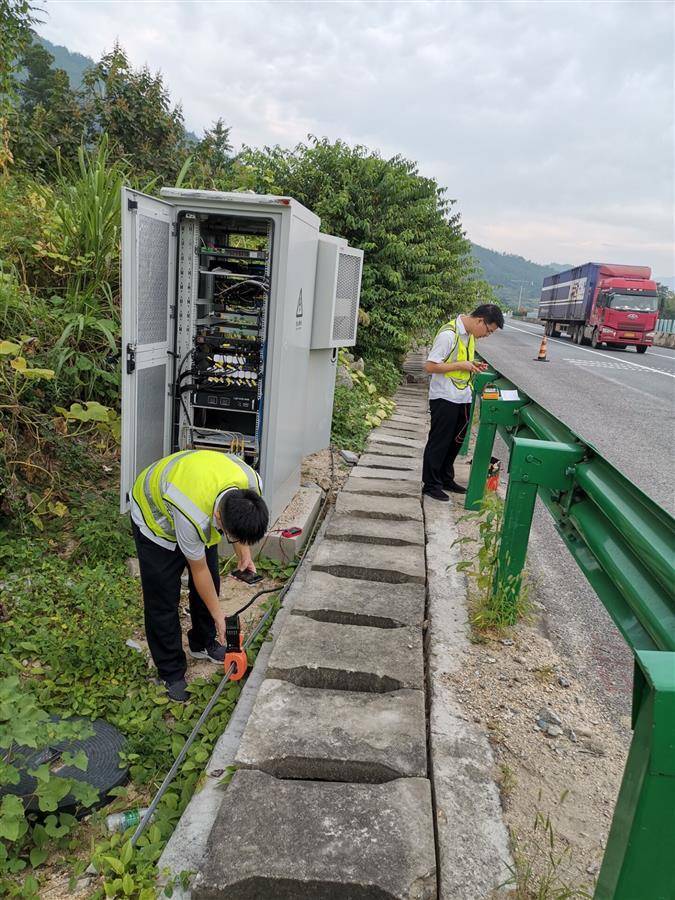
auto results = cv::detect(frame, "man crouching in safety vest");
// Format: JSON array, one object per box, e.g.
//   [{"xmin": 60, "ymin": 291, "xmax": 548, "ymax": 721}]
[
  {"xmin": 130, "ymin": 449, "xmax": 269, "ymax": 701},
  {"xmin": 422, "ymin": 304, "xmax": 504, "ymax": 501}
]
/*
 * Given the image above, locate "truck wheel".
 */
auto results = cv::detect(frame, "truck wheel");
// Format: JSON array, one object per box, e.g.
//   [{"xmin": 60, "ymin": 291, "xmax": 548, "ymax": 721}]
[
  {"xmin": 574, "ymin": 327, "xmax": 583, "ymax": 344},
  {"xmin": 636, "ymin": 345, "xmax": 647, "ymax": 354},
  {"xmin": 591, "ymin": 329, "xmax": 602, "ymax": 349},
  {"xmin": 545, "ymin": 322, "xmax": 552, "ymax": 337}
]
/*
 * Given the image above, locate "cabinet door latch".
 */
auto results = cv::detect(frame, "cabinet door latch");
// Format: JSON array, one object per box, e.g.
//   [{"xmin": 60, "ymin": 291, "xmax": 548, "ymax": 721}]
[{"xmin": 126, "ymin": 343, "xmax": 137, "ymax": 374}]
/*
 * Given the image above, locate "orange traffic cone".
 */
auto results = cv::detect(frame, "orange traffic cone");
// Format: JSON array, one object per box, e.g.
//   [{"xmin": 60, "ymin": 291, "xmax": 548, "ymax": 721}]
[{"xmin": 534, "ymin": 334, "xmax": 549, "ymax": 361}]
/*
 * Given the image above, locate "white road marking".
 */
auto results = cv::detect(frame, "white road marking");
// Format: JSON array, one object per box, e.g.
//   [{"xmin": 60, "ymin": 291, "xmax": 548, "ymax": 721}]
[
  {"xmin": 564, "ymin": 359, "xmax": 639, "ymax": 370},
  {"xmin": 647, "ymin": 346, "xmax": 675, "ymax": 360},
  {"xmin": 504, "ymin": 322, "xmax": 675, "ymax": 378}
]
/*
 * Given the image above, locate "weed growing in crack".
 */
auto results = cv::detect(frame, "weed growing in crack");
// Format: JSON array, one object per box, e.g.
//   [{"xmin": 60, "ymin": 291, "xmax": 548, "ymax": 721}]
[
  {"xmin": 502, "ymin": 792, "xmax": 593, "ymax": 900},
  {"xmin": 451, "ymin": 492, "xmax": 530, "ymax": 632}
]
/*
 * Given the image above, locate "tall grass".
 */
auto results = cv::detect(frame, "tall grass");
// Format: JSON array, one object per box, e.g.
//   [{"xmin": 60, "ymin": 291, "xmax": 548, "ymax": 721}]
[{"xmin": 35, "ymin": 135, "xmax": 126, "ymax": 318}]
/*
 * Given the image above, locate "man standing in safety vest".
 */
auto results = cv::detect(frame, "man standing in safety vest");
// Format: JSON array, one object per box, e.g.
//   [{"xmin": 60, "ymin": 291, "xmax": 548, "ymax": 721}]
[
  {"xmin": 130, "ymin": 449, "xmax": 269, "ymax": 701},
  {"xmin": 422, "ymin": 304, "xmax": 503, "ymax": 501}
]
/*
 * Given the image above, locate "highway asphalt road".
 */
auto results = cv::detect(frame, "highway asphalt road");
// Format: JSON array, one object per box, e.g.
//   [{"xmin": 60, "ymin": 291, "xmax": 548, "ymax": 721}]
[{"xmin": 477, "ymin": 319, "xmax": 675, "ymax": 723}]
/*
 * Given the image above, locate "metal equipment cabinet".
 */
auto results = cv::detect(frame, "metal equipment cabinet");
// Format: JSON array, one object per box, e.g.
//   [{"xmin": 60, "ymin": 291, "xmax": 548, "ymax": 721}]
[{"xmin": 120, "ymin": 187, "xmax": 363, "ymax": 523}]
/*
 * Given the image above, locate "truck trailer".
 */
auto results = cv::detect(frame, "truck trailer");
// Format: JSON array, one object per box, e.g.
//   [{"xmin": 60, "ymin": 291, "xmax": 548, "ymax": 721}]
[{"xmin": 538, "ymin": 263, "xmax": 658, "ymax": 353}]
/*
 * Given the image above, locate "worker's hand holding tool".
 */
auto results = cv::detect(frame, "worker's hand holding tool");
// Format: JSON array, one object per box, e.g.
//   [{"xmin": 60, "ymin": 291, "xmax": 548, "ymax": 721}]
[{"xmin": 214, "ymin": 613, "xmax": 226, "ymax": 646}]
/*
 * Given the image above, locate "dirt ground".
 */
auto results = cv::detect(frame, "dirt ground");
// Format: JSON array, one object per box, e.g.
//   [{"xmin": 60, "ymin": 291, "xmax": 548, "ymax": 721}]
[
  {"xmin": 301, "ymin": 446, "xmax": 350, "ymax": 497},
  {"xmin": 452, "ymin": 488, "xmax": 631, "ymax": 896}
]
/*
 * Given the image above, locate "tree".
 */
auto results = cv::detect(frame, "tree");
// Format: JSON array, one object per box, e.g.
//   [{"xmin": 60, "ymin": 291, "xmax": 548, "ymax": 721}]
[
  {"xmin": 238, "ymin": 137, "xmax": 477, "ymax": 360},
  {"xmin": 9, "ymin": 37, "xmax": 83, "ymax": 175},
  {"xmin": 188, "ymin": 117, "xmax": 234, "ymax": 188},
  {"xmin": 0, "ymin": 0, "xmax": 37, "ymax": 169},
  {"xmin": 80, "ymin": 43, "xmax": 188, "ymax": 181},
  {"xmin": 657, "ymin": 283, "xmax": 675, "ymax": 318}
]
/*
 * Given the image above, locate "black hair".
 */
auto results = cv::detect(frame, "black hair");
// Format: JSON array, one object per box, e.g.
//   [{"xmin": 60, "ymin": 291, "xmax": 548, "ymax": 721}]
[
  {"xmin": 220, "ymin": 489, "xmax": 269, "ymax": 544},
  {"xmin": 470, "ymin": 304, "xmax": 504, "ymax": 329}
]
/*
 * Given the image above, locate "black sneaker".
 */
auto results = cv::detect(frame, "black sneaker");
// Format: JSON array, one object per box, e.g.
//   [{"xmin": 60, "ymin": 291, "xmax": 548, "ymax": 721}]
[
  {"xmin": 164, "ymin": 677, "xmax": 189, "ymax": 702},
  {"xmin": 188, "ymin": 640, "xmax": 226, "ymax": 664},
  {"xmin": 442, "ymin": 481, "xmax": 467, "ymax": 494},
  {"xmin": 422, "ymin": 487, "xmax": 450, "ymax": 502}
]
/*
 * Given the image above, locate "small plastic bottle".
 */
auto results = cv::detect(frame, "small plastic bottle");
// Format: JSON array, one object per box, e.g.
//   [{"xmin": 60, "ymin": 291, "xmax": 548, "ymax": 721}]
[{"xmin": 105, "ymin": 808, "xmax": 151, "ymax": 833}]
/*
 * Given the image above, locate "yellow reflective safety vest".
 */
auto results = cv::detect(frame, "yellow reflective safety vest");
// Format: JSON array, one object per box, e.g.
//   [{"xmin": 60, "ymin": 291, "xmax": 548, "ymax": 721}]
[
  {"xmin": 131, "ymin": 450, "xmax": 261, "ymax": 548},
  {"xmin": 436, "ymin": 317, "xmax": 475, "ymax": 390}
]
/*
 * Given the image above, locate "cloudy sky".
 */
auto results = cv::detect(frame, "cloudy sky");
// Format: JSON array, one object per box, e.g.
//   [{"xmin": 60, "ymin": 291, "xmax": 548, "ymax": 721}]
[{"xmin": 40, "ymin": 0, "xmax": 674, "ymax": 276}]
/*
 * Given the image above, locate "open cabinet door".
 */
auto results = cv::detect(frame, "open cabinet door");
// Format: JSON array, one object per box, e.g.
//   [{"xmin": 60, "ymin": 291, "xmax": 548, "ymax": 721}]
[{"xmin": 120, "ymin": 188, "xmax": 175, "ymax": 513}]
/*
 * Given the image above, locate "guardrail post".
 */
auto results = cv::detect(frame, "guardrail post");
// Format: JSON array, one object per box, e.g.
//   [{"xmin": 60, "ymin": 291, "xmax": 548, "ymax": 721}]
[
  {"xmin": 458, "ymin": 371, "xmax": 494, "ymax": 458},
  {"xmin": 596, "ymin": 651, "xmax": 675, "ymax": 899},
  {"xmin": 493, "ymin": 438, "xmax": 584, "ymax": 612},
  {"xmin": 465, "ymin": 392, "xmax": 527, "ymax": 510}
]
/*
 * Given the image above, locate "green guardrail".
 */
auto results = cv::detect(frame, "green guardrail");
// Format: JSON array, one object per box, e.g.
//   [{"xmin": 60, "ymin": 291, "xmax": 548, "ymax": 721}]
[{"xmin": 463, "ymin": 368, "xmax": 675, "ymax": 900}]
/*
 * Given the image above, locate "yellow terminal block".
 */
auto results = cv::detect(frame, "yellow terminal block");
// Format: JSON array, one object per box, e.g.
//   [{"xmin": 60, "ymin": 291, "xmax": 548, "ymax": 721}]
[{"xmin": 481, "ymin": 384, "xmax": 500, "ymax": 400}]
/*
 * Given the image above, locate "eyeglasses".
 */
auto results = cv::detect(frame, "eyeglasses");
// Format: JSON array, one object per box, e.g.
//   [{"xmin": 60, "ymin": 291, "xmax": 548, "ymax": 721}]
[{"xmin": 480, "ymin": 321, "xmax": 498, "ymax": 335}]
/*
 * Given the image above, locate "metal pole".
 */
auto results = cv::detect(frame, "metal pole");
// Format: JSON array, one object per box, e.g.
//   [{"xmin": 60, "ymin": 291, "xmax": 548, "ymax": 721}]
[
  {"xmin": 465, "ymin": 419, "xmax": 496, "ymax": 510},
  {"xmin": 129, "ymin": 594, "xmax": 280, "ymax": 847},
  {"xmin": 458, "ymin": 395, "xmax": 474, "ymax": 457},
  {"xmin": 492, "ymin": 477, "xmax": 538, "ymax": 618},
  {"xmin": 596, "ymin": 651, "xmax": 675, "ymax": 898}
]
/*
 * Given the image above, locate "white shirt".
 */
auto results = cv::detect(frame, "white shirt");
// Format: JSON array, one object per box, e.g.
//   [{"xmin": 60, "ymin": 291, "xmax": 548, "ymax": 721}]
[
  {"xmin": 428, "ymin": 315, "xmax": 472, "ymax": 404},
  {"xmin": 130, "ymin": 489, "xmax": 232, "ymax": 560}
]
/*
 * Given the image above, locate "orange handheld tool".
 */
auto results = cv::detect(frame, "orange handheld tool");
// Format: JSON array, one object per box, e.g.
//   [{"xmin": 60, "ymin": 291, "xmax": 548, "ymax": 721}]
[{"xmin": 224, "ymin": 615, "xmax": 247, "ymax": 681}]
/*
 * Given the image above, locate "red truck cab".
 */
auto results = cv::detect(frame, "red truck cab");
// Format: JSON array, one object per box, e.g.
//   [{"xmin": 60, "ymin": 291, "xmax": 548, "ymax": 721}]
[{"xmin": 588, "ymin": 268, "xmax": 658, "ymax": 353}]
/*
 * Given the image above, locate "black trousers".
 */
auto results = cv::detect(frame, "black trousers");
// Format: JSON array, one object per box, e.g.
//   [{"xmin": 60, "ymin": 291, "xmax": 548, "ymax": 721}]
[
  {"xmin": 422, "ymin": 398, "xmax": 471, "ymax": 491},
  {"xmin": 132, "ymin": 524, "xmax": 219, "ymax": 682}
]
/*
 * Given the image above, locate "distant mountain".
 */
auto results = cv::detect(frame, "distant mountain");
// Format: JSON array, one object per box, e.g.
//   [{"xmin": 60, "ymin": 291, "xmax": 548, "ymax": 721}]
[
  {"xmin": 36, "ymin": 35, "xmax": 94, "ymax": 88},
  {"xmin": 471, "ymin": 243, "xmax": 569, "ymax": 310}
]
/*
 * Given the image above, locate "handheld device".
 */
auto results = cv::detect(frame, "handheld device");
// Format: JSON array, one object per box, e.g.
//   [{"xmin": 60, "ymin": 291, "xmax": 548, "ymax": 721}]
[{"xmin": 231, "ymin": 569, "xmax": 263, "ymax": 585}]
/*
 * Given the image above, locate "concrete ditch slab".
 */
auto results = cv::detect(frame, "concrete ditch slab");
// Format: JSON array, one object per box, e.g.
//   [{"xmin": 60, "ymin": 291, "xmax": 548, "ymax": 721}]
[
  {"xmin": 341, "ymin": 476, "xmax": 421, "ymax": 499},
  {"xmin": 193, "ymin": 771, "xmax": 436, "ymax": 900},
  {"xmin": 312, "ymin": 538, "xmax": 425, "ymax": 584},
  {"xmin": 370, "ymin": 429, "xmax": 426, "ymax": 449},
  {"xmin": 388, "ymin": 414, "xmax": 427, "ymax": 425},
  {"xmin": 335, "ymin": 491, "xmax": 422, "ymax": 519},
  {"xmin": 350, "ymin": 465, "xmax": 421, "ymax": 482},
  {"xmin": 366, "ymin": 441, "xmax": 422, "ymax": 458},
  {"xmin": 378, "ymin": 423, "xmax": 428, "ymax": 437},
  {"xmin": 326, "ymin": 513, "xmax": 424, "ymax": 546},
  {"xmin": 358, "ymin": 453, "xmax": 421, "ymax": 471},
  {"xmin": 235, "ymin": 679, "xmax": 427, "ymax": 782},
  {"xmin": 292, "ymin": 570, "xmax": 425, "ymax": 628},
  {"xmin": 156, "ymin": 522, "xmax": 328, "ymax": 893},
  {"xmin": 266, "ymin": 615, "xmax": 424, "ymax": 692}
]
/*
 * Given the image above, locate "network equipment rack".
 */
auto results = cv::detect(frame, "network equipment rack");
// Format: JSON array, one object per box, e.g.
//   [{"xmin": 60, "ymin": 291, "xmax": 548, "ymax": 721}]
[
  {"xmin": 173, "ymin": 215, "xmax": 272, "ymax": 468},
  {"xmin": 121, "ymin": 188, "xmax": 363, "ymax": 523}
]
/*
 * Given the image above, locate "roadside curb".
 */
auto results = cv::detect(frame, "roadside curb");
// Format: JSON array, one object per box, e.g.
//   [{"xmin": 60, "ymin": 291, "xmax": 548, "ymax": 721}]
[{"xmin": 424, "ymin": 470, "xmax": 513, "ymax": 898}]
